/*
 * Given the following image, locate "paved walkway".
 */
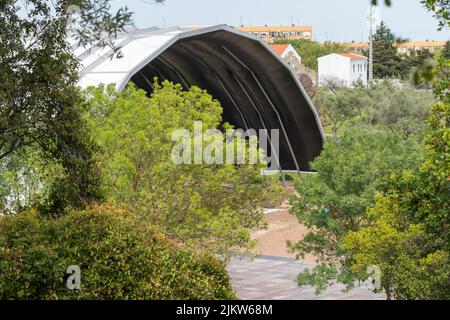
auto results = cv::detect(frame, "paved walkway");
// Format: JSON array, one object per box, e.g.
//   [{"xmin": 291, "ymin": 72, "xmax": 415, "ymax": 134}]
[
  {"xmin": 251, "ymin": 209, "xmax": 316, "ymax": 263},
  {"xmin": 227, "ymin": 256, "xmax": 386, "ymax": 300}
]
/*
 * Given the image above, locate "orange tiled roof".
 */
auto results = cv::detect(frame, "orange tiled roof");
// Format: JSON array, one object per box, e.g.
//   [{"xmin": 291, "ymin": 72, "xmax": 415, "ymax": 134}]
[
  {"xmin": 270, "ymin": 44, "xmax": 290, "ymax": 56},
  {"xmin": 239, "ymin": 26, "xmax": 312, "ymax": 32},
  {"xmin": 396, "ymin": 41, "xmax": 447, "ymax": 48},
  {"xmin": 339, "ymin": 53, "xmax": 367, "ymax": 60},
  {"xmin": 344, "ymin": 42, "xmax": 369, "ymax": 48}
]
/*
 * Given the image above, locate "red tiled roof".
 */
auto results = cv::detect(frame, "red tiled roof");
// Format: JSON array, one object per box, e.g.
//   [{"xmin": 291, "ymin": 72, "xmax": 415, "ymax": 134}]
[
  {"xmin": 339, "ymin": 53, "xmax": 367, "ymax": 60},
  {"xmin": 270, "ymin": 44, "xmax": 290, "ymax": 56}
]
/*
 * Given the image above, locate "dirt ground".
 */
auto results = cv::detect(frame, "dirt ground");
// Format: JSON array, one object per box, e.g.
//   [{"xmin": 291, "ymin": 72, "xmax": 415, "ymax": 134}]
[{"xmin": 250, "ymin": 209, "xmax": 317, "ymax": 264}]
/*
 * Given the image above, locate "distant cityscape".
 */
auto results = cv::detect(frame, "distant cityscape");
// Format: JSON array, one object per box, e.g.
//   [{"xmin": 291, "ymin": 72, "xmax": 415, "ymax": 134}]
[
  {"xmin": 237, "ymin": 25, "xmax": 313, "ymax": 42},
  {"xmin": 234, "ymin": 24, "xmax": 447, "ymax": 55}
]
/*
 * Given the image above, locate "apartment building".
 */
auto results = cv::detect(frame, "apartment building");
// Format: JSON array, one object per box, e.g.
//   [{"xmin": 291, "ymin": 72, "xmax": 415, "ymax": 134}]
[
  {"xmin": 237, "ymin": 25, "xmax": 313, "ymax": 43},
  {"xmin": 344, "ymin": 41, "xmax": 447, "ymax": 55}
]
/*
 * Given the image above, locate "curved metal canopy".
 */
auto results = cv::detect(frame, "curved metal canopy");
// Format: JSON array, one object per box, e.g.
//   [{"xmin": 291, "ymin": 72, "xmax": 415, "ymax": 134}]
[{"xmin": 76, "ymin": 25, "xmax": 324, "ymax": 171}]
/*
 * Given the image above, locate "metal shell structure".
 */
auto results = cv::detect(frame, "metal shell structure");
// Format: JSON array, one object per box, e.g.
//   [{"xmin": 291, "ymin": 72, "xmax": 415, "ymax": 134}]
[{"xmin": 77, "ymin": 25, "xmax": 324, "ymax": 171}]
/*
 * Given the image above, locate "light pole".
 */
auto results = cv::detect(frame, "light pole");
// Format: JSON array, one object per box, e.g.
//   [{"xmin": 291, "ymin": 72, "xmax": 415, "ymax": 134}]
[{"xmin": 368, "ymin": 5, "xmax": 374, "ymax": 85}]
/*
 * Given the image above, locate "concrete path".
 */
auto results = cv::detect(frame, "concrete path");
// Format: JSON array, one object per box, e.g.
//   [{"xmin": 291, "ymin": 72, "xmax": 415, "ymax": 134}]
[{"xmin": 227, "ymin": 256, "xmax": 386, "ymax": 300}]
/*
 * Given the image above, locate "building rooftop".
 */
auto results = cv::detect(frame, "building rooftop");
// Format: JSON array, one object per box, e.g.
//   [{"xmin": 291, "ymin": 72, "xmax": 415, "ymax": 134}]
[
  {"xmin": 339, "ymin": 53, "xmax": 367, "ymax": 60},
  {"xmin": 396, "ymin": 41, "xmax": 447, "ymax": 48},
  {"xmin": 270, "ymin": 44, "xmax": 290, "ymax": 56},
  {"xmin": 238, "ymin": 25, "xmax": 312, "ymax": 31}
]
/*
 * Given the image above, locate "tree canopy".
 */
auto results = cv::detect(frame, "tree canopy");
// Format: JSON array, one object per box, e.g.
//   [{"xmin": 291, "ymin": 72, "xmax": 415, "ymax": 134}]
[{"xmin": 84, "ymin": 81, "xmax": 281, "ymax": 255}]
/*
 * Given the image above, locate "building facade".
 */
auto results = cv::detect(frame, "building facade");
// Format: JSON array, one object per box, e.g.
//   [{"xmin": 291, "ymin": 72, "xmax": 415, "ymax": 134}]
[
  {"xmin": 237, "ymin": 25, "xmax": 313, "ymax": 43},
  {"xmin": 270, "ymin": 44, "xmax": 302, "ymax": 72},
  {"xmin": 344, "ymin": 41, "xmax": 447, "ymax": 55},
  {"xmin": 270, "ymin": 43, "xmax": 317, "ymax": 93},
  {"xmin": 318, "ymin": 53, "xmax": 368, "ymax": 87}
]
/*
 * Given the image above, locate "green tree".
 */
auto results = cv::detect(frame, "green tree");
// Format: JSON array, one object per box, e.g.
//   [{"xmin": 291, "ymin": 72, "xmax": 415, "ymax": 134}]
[
  {"xmin": 0, "ymin": 0, "xmax": 164, "ymax": 211},
  {"xmin": 342, "ymin": 47, "xmax": 449, "ymax": 299},
  {"xmin": 84, "ymin": 82, "xmax": 281, "ymax": 255},
  {"xmin": 361, "ymin": 81, "xmax": 434, "ymax": 135},
  {"xmin": 0, "ymin": 149, "xmax": 65, "ymax": 214},
  {"xmin": 313, "ymin": 86, "xmax": 365, "ymax": 135},
  {"xmin": 313, "ymin": 81, "xmax": 434, "ymax": 136},
  {"xmin": 372, "ymin": 22, "xmax": 408, "ymax": 79},
  {"xmin": 289, "ymin": 129, "xmax": 426, "ymax": 294},
  {"xmin": 343, "ymin": 102, "xmax": 450, "ymax": 299}
]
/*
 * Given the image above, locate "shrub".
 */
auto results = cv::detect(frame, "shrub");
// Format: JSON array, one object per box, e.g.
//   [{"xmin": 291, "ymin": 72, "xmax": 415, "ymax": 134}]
[{"xmin": 0, "ymin": 205, "xmax": 236, "ymax": 300}]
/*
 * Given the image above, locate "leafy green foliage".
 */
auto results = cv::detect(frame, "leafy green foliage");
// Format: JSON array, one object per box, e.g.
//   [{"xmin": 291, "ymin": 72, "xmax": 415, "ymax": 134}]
[
  {"xmin": 289, "ymin": 129, "xmax": 426, "ymax": 294},
  {"xmin": 341, "ymin": 47, "xmax": 449, "ymax": 299},
  {"xmin": 314, "ymin": 81, "xmax": 434, "ymax": 136},
  {"xmin": 372, "ymin": 0, "xmax": 449, "ymax": 30},
  {"xmin": 313, "ymin": 86, "xmax": 366, "ymax": 135},
  {"xmin": 0, "ymin": 0, "xmax": 141, "ymax": 211},
  {"xmin": 66, "ymin": 0, "xmax": 134, "ymax": 53},
  {"xmin": 0, "ymin": 204, "xmax": 235, "ymax": 299},
  {"xmin": 0, "ymin": 148, "xmax": 65, "ymax": 214},
  {"xmin": 421, "ymin": 0, "xmax": 450, "ymax": 30},
  {"xmin": 343, "ymin": 103, "xmax": 450, "ymax": 300},
  {"xmin": 432, "ymin": 48, "xmax": 450, "ymax": 103},
  {"xmin": 84, "ymin": 82, "xmax": 281, "ymax": 255}
]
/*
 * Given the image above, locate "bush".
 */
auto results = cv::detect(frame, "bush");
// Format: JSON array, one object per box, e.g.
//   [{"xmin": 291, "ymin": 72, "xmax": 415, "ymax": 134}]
[{"xmin": 0, "ymin": 205, "xmax": 236, "ymax": 300}]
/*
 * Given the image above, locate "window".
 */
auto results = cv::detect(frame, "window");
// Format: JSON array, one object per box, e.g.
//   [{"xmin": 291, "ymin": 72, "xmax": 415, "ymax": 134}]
[{"xmin": 353, "ymin": 65, "xmax": 355, "ymax": 72}]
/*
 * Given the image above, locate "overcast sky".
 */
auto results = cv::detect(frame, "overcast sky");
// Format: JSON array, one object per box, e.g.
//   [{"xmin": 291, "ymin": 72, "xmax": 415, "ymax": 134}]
[{"xmin": 111, "ymin": 0, "xmax": 449, "ymax": 42}]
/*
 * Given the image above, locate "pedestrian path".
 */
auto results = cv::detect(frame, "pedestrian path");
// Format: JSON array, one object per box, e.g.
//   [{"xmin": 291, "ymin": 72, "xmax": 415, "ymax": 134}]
[{"xmin": 227, "ymin": 256, "xmax": 386, "ymax": 300}]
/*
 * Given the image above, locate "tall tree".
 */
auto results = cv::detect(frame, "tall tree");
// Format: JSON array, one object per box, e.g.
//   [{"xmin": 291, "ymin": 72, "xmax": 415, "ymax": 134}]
[
  {"xmin": 0, "ymin": 1, "xmax": 163, "ymax": 211},
  {"xmin": 289, "ymin": 129, "xmax": 425, "ymax": 294},
  {"xmin": 372, "ymin": 22, "xmax": 406, "ymax": 79}
]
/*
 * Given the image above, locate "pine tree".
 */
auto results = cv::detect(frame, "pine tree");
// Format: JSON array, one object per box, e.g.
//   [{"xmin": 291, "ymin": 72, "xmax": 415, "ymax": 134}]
[{"xmin": 372, "ymin": 22, "xmax": 403, "ymax": 79}]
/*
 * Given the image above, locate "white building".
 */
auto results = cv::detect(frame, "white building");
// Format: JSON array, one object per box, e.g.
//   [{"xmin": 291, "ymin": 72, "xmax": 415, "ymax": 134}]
[{"xmin": 318, "ymin": 53, "xmax": 368, "ymax": 87}]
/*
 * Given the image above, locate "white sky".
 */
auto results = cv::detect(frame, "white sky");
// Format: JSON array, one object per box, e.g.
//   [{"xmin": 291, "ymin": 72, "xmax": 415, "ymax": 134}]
[{"xmin": 111, "ymin": 0, "xmax": 449, "ymax": 42}]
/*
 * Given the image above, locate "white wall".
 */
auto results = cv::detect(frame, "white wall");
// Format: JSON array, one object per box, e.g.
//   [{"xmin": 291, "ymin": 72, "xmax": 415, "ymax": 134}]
[
  {"xmin": 318, "ymin": 54, "xmax": 367, "ymax": 87},
  {"xmin": 318, "ymin": 54, "xmax": 350, "ymax": 87},
  {"xmin": 350, "ymin": 59, "xmax": 368, "ymax": 86}
]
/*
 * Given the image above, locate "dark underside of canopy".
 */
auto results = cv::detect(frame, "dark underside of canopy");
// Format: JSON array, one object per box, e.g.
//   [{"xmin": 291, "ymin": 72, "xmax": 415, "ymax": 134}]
[{"xmin": 130, "ymin": 29, "xmax": 324, "ymax": 171}]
